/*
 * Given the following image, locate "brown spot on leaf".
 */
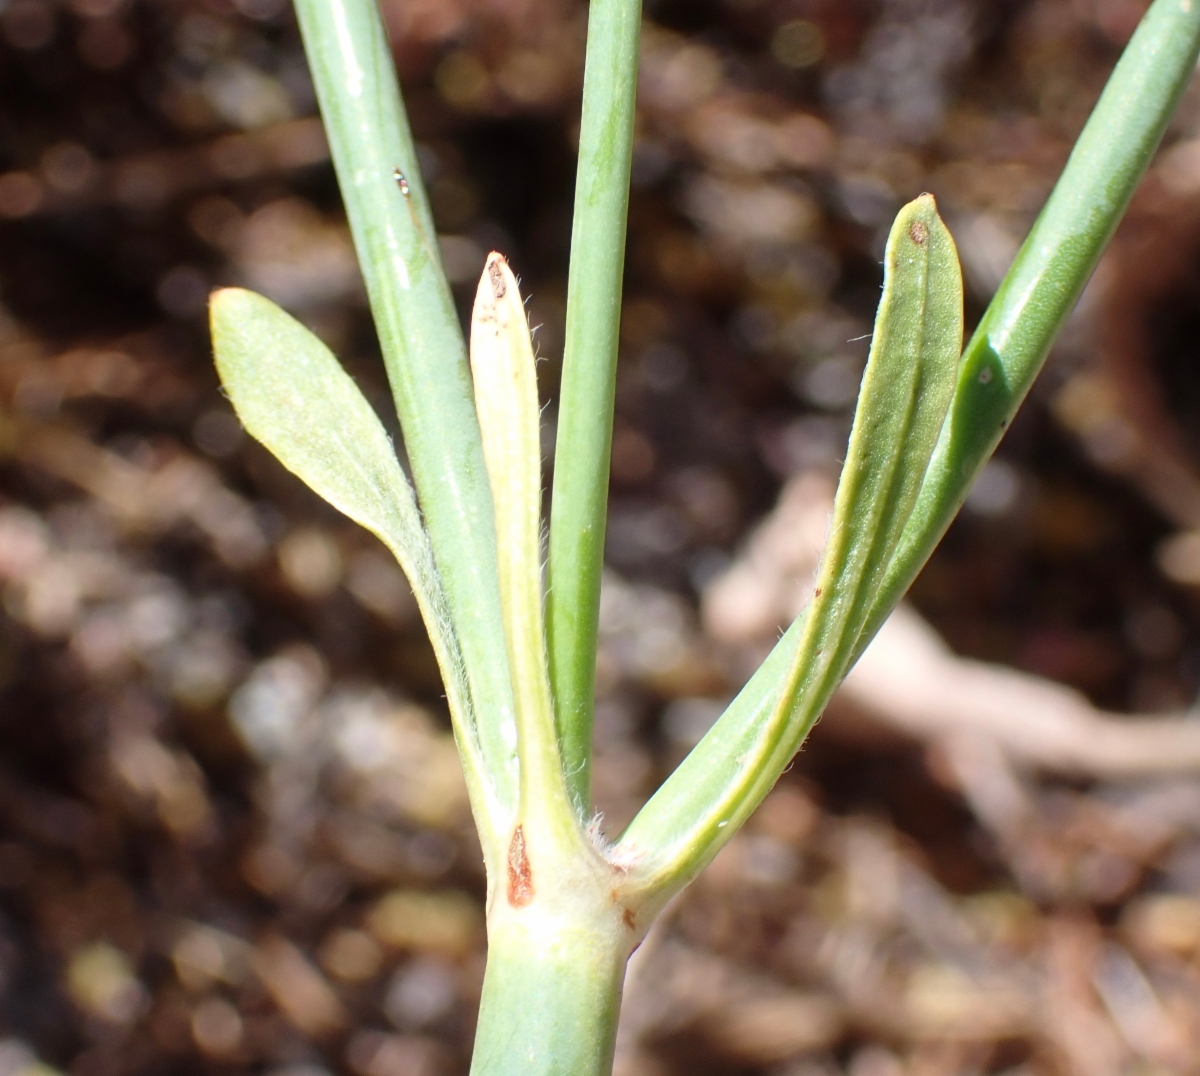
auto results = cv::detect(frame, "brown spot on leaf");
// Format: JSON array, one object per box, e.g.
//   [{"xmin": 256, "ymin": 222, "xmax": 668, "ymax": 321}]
[
  {"xmin": 506, "ymin": 825, "xmax": 533, "ymax": 907},
  {"xmin": 623, "ymin": 907, "xmax": 636, "ymax": 931},
  {"xmin": 488, "ymin": 256, "xmax": 508, "ymax": 299},
  {"xmin": 909, "ymin": 219, "xmax": 929, "ymax": 245}
]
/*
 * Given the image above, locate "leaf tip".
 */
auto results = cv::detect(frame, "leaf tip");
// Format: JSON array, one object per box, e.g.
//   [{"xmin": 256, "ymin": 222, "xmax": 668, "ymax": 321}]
[
  {"xmin": 486, "ymin": 252, "xmax": 509, "ymax": 300},
  {"xmin": 210, "ymin": 285, "xmax": 247, "ymax": 313},
  {"xmin": 473, "ymin": 251, "xmax": 516, "ymax": 316},
  {"xmin": 209, "ymin": 286, "xmax": 263, "ymax": 339},
  {"xmin": 902, "ymin": 193, "xmax": 940, "ymax": 246}
]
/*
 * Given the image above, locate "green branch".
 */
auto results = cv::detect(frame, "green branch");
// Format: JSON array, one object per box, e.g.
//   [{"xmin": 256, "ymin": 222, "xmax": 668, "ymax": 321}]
[
  {"xmin": 293, "ymin": 0, "xmax": 518, "ymax": 820},
  {"xmin": 855, "ymin": 0, "xmax": 1200, "ymax": 658},
  {"xmin": 616, "ymin": 0, "xmax": 1200, "ymax": 901},
  {"xmin": 546, "ymin": 0, "xmax": 643, "ymax": 817}
]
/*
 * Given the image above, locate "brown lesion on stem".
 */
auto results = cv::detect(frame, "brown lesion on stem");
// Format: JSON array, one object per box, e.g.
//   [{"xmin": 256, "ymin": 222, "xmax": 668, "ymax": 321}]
[
  {"xmin": 609, "ymin": 885, "xmax": 637, "ymax": 932},
  {"xmin": 506, "ymin": 825, "xmax": 534, "ymax": 907}
]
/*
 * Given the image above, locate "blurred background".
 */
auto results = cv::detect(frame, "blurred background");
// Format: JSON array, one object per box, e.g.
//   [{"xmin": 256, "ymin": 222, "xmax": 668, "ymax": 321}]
[{"xmin": 3, "ymin": 0, "xmax": 1200, "ymax": 1073}]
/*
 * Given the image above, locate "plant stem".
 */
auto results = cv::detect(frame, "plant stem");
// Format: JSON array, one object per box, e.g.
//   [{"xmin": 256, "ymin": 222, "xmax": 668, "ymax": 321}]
[
  {"xmin": 293, "ymin": 0, "xmax": 518, "ymax": 824},
  {"xmin": 854, "ymin": 0, "xmax": 1200, "ymax": 659},
  {"xmin": 470, "ymin": 880, "xmax": 632, "ymax": 1076},
  {"xmin": 547, "ymin": 0, "xmax": 643, "ymax": 816},
  {"xmin": 614, "ymin": 0, "xmax": 1200, "ymax": 898}
]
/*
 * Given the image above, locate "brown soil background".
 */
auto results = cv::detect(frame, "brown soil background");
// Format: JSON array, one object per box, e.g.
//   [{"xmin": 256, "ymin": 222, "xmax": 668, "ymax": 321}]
[{"xmin": 2, "ymin": 0, "xmax": 1200, "ymax": 1073}]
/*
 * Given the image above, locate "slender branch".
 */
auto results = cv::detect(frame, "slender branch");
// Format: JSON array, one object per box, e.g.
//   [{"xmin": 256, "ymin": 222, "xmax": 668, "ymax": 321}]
[
  {"xmin": 614, "ymin": 0, "xmax": 1200, "ymax": 901},
  {"xmin": 854, "ymin": 0, "xmax": 1200, "ymax": 660},
  {"xmin": 292, "ymin": 0, "xmax": 518, "ymax": 820},
  {"xmin": 547, "ymin": 0, "xmax": 643, "ymax": 817}
]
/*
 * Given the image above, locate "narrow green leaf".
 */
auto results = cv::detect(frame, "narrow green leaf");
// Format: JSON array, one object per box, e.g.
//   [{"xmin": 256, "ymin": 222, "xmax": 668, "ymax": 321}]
[
  {"xmin": 210, "ymin": 287, "xmax": 503, "ymax": 851},
  {"xmin": 617, "ymin": 197, "xmax": 963, "ymax": 898},
  {"xmin": 469, "ymin": 256, "xmax": 578, "ymax": 840},
  {"xmin": 825, "ymin": 196, "xmax": 963, "ymax": 662},
  {"xmin": 546, "ymin": 0, "xmax": 643, "ymax": 817}
]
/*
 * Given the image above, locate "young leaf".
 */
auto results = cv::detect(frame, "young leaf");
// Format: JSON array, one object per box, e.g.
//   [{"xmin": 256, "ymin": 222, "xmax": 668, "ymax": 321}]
[
  {"xmin": 617, "ymin": 196, "xmax": 963, "ymax": 897},
  {"xmin": 804, "ymin": 194, "xmax": 963, "ymax": 673},
  {"xmin": 469, "ymin": 257, "xmax": 578, "ymax": 840},
  {"xmin": 210, "ymin": 287, "xmax": 502, "ymax": 848}
]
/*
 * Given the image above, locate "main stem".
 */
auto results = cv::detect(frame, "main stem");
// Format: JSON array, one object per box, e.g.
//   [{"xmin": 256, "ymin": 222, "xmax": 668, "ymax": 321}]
[
  {"xmin": 468, "ymin": 817, "xmax": 637, "ymax": 1076},
  {"xmin": 470, "ymin": 908, "xmax": 630, "ymax": 1076}
]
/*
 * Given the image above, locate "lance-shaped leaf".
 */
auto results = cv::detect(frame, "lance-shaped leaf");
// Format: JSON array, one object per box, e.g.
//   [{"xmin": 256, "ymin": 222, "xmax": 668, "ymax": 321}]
[
  {"xmin": 210, "ymin": 288, "xmax": 502, "ymax": 850},
  {"xmin": 617, "ymin": 196, "xmax": 963, "ymax": 899},
  {"xmin": 469, "ymin": 257, "xmax": 579, "ymax": 843},
  {"xmin": 809, "ymin": 195, "xmax": 963, "ymax": 672}
]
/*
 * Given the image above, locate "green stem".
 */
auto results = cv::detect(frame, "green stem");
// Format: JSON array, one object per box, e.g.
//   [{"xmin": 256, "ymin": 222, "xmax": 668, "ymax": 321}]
[
  {"xmin": 615, "ymin": 0, "xmax": 1200, "ymax": 900},
  {"xmin": 469, "ymin": 840, "xmax": 634, "ymax": 1076},
  {"xmin": 470, "ymin": 922, "xmax": 627, "ymax": 1076},
  {"xmin": 855, "ymin": 0, "xmax": 1200, "ymax": 659},
  {"xmin": 293, "ymin": 0, "xmax": 518, "ymax": 821},
  {"xmin": 547, "ymin": 0, "xmax": 643, "ymax": 817}
]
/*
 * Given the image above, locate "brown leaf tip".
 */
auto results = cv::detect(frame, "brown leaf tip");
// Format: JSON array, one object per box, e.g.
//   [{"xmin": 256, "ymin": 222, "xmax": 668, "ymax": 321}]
[
  {"xmin": 487, "ymin": 254, "xmax": 508, "ymax": 300},
  {"xmin": 506, "ymin": 825, "xmax": 534, "ymax": 907}
]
